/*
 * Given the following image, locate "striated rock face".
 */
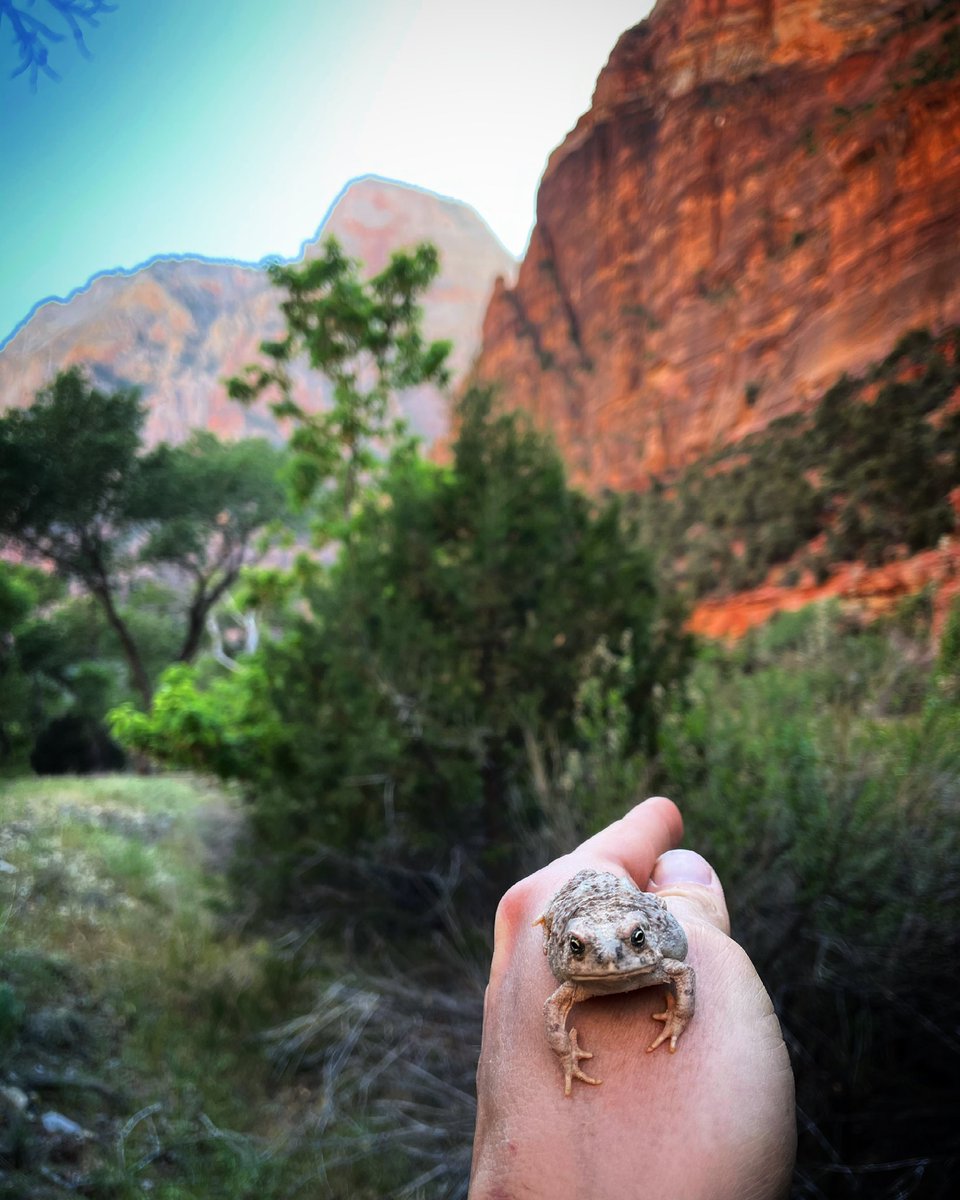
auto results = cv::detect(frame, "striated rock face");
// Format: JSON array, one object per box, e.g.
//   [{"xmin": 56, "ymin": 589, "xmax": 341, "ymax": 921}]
[
  {"xmin": 0, "ymin": 178, "xmax": 515, "ymax": 447},
  {"xmin": 473, "ymin": 0, "xmax": 960, "ymax": 490},
  {"xmin": 689, "ymin": 541, "xmax": 960, "ymax": 640}
]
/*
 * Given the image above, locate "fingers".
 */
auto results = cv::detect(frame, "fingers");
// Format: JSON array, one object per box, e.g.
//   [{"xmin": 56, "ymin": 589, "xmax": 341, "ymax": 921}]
[
  {"xmin": 646, "ymin": 848, "xmax": 731, "ymax": 936},
  {"xmin": 571, "ymin": 794, "xmax": 683, "ymax": 884}
]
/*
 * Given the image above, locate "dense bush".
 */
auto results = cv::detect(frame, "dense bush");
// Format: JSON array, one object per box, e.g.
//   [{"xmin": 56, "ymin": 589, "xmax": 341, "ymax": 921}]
[
  {"xmin": 479, "ymin": 599, "xmax": 958, "ymax": 1196},
  {"xmin": 660, "ymin": 605, "xmax": 960, "ymax": 1196},
  {"xmin": 0, "ymin": 565, "xmax": 180, "ymax": 773},
  {"xmin": 0, "ymin": 559, "xmax": 196, "ymax": 774},
  {"xmin": 29, "ymin": 713, "xmax": 126, "ymax": 775}
]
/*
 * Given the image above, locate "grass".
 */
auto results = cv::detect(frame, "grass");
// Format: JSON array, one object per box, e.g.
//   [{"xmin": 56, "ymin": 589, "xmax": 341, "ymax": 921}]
[{"xmin": 0, "ymin": 773, "xmax": 320, "ymax": 1199}]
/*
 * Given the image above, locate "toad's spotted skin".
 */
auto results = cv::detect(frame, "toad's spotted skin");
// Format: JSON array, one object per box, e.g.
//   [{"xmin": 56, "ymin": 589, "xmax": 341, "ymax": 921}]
[{"xmin": 536, "ymin": 868, "xmax": 695, "ymax": 1095}]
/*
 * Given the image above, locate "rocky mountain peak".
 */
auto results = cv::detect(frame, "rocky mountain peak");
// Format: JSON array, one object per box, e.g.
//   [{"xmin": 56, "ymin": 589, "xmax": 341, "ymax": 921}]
[{"xmin": 0, "ymin": 176, "xmax": 516, "ymax": 447}]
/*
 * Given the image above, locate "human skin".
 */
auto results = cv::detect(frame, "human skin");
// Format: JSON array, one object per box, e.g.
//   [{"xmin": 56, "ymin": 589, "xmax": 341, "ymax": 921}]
[{"xmin": 469, "ymin": 797, "xmax": 796, "ymax": 1200}]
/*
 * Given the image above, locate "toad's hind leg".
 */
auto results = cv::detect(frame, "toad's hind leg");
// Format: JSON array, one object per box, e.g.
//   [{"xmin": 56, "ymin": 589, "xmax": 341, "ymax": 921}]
[{"xmin": 544, "ymin": 982, "xmax": 600, "ymax": 1095}]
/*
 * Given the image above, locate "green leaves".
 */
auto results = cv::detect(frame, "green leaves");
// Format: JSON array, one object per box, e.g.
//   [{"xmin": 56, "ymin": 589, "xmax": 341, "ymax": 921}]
[
  {"xmin": 131, "ymin": 433, "xmax": 287, "ymax": 566},
  {"xmin": 227, "ymin": 238, "xmax": 450, "ymax": 529},
  {"xmin": 0, "ymin": 367, "xmax": 145, "ymax": 574}
]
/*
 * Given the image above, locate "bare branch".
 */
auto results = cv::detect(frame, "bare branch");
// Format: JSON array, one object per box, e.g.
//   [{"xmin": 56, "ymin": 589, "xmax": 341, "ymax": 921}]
[{"xmin": 1, "ymin": 0, "xmax": 116, "ymax": 88}]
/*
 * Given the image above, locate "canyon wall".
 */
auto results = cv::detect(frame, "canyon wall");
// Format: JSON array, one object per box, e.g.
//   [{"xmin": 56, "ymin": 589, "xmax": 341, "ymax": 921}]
[{"xmin": 473, "ymin": 0, "xmax": 960, "ymax": 490}]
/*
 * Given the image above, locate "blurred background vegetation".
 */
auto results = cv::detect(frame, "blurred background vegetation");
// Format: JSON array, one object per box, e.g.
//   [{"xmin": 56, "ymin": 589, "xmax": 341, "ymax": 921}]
[{"xmin": 1, "ymin": 244, "xmax": 958, "ymax": 1197}]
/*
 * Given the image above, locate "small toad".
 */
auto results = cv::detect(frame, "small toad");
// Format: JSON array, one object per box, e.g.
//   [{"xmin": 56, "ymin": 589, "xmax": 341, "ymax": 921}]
[{"xmin": 536, "ymin": 868, "xmax": 695, "ymax": 1095}]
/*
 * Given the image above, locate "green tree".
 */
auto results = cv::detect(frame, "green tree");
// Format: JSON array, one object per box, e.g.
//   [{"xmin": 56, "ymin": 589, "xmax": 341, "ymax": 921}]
[
  {"xmin": 129, "ymin": 430, "xmax": 292, "ymax": 663},
  {"xmin": 227, "ymin": 237, "xmax": 450, "ymax": 536},
  {"xmin": 0, "ymin": 368, "xmax": 288, "ymax": 705},
  {"xmin": 115, "ymin": 391, "xmax": 688, "ymax": 905},
  {"xmin": 115, "ymin": 246, "xmax": 686, "ymax": 906},
  {"xmin": 323, "ymin": 390, "xmax": 681, "ymax": 852}
]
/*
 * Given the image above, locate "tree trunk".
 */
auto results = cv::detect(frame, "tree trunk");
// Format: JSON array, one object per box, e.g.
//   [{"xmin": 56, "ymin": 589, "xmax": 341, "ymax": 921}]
[
  {"xmin": 177, "ymin": 568, "xmax": 239, "ymax": 663},
  {"xmin": 178, "ymin": 597, "xmax": 208, "ymax": 665},
  {"xmin": 91, "ymin": 583, "xmax": 153, "ymax": 709}
]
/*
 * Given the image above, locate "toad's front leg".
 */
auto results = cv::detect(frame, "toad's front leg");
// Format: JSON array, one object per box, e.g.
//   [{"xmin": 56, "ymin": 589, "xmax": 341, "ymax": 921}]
[
  {"xmin": 648, "ymin": 959, "xmax": 696, "ymax": 1053},
  {"xmin": 544, "ymin": 981, "xmax": 600, "ymax": 1096}
]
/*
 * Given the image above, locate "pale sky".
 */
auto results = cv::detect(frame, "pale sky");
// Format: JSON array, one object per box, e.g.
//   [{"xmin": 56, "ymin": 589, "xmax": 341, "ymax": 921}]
[{"xmin": 1, "ymin": 0, "xmax": 654, "ymax": 347}]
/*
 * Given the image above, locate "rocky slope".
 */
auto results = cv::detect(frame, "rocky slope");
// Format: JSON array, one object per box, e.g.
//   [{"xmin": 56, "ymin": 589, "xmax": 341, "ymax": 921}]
[
  {"xmin": 473, "ymin": 0, "xmax": 960, "ymax": 492},
  {"xmin": 689, "ymin": 538, "xmax": 960, "ymax": 638},
  {"xmin": 0, "ymin": 178, "xmax": 515, "ymax": 447}
]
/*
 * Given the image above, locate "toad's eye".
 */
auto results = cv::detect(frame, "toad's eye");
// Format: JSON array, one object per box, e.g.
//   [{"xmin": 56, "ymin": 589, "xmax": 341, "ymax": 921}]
[
  {"xmin": 568, "ymin": 936, "xmax": 585, "ymax": 957},
  {"xmin": 631, "ymin": 927, "xmax": 646, "ymax": 947}
]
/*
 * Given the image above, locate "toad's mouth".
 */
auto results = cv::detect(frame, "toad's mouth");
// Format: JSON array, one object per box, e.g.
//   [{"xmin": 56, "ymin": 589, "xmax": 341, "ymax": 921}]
[{"xmin": 570, "ymin": 966, "xmax": 655, "ymax": 981}]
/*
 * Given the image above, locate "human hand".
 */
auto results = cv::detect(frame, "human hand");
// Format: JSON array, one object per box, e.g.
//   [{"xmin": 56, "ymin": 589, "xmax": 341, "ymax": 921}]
[{"xmin": 469, "ymin": 797, "xmax": 796, "ymax": 1199}]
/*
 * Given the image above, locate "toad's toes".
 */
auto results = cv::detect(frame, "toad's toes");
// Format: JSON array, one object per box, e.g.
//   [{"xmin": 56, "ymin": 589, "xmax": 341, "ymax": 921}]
[{"xmin": 562, "ymin": 1027, "xmax": 601, "ymax": 1095}]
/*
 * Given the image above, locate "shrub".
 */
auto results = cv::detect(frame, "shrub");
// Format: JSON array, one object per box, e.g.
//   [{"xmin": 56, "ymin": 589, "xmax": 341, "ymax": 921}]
[
  {"xmin": 29, "ymin": 714, "xmax": 126, "ymax": 775},
  {"xmin": 659, "ymin": 607, "xmax": 960, "ymax": 1194}
]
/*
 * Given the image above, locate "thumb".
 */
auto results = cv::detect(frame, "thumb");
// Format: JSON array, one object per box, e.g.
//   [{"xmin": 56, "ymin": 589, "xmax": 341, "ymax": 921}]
[{"xmin": 647, "ymin": 849, "xmax": 731, "ymax": 936}]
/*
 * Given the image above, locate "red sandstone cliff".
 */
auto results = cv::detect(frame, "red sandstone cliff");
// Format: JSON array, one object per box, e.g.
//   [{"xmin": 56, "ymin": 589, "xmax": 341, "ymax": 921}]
[
  {"xmin": 473, "ymin": 0, "xmax": 960, "ymax": 491},
  {"xmin": 0, "ymin": 178, "xmax": 515, "ymax": 448}
]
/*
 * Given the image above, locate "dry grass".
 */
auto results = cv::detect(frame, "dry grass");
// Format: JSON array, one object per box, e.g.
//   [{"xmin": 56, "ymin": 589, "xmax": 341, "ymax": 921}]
[{"xmin": 261, "ymin": 940, "xmax": 484, "ymax": 1199}]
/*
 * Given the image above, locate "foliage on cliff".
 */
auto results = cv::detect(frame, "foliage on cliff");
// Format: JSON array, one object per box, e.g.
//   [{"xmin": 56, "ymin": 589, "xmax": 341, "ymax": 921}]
[{"xmin": 631, "ymin": 327, "xmax": 960, "ymax": 598}]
